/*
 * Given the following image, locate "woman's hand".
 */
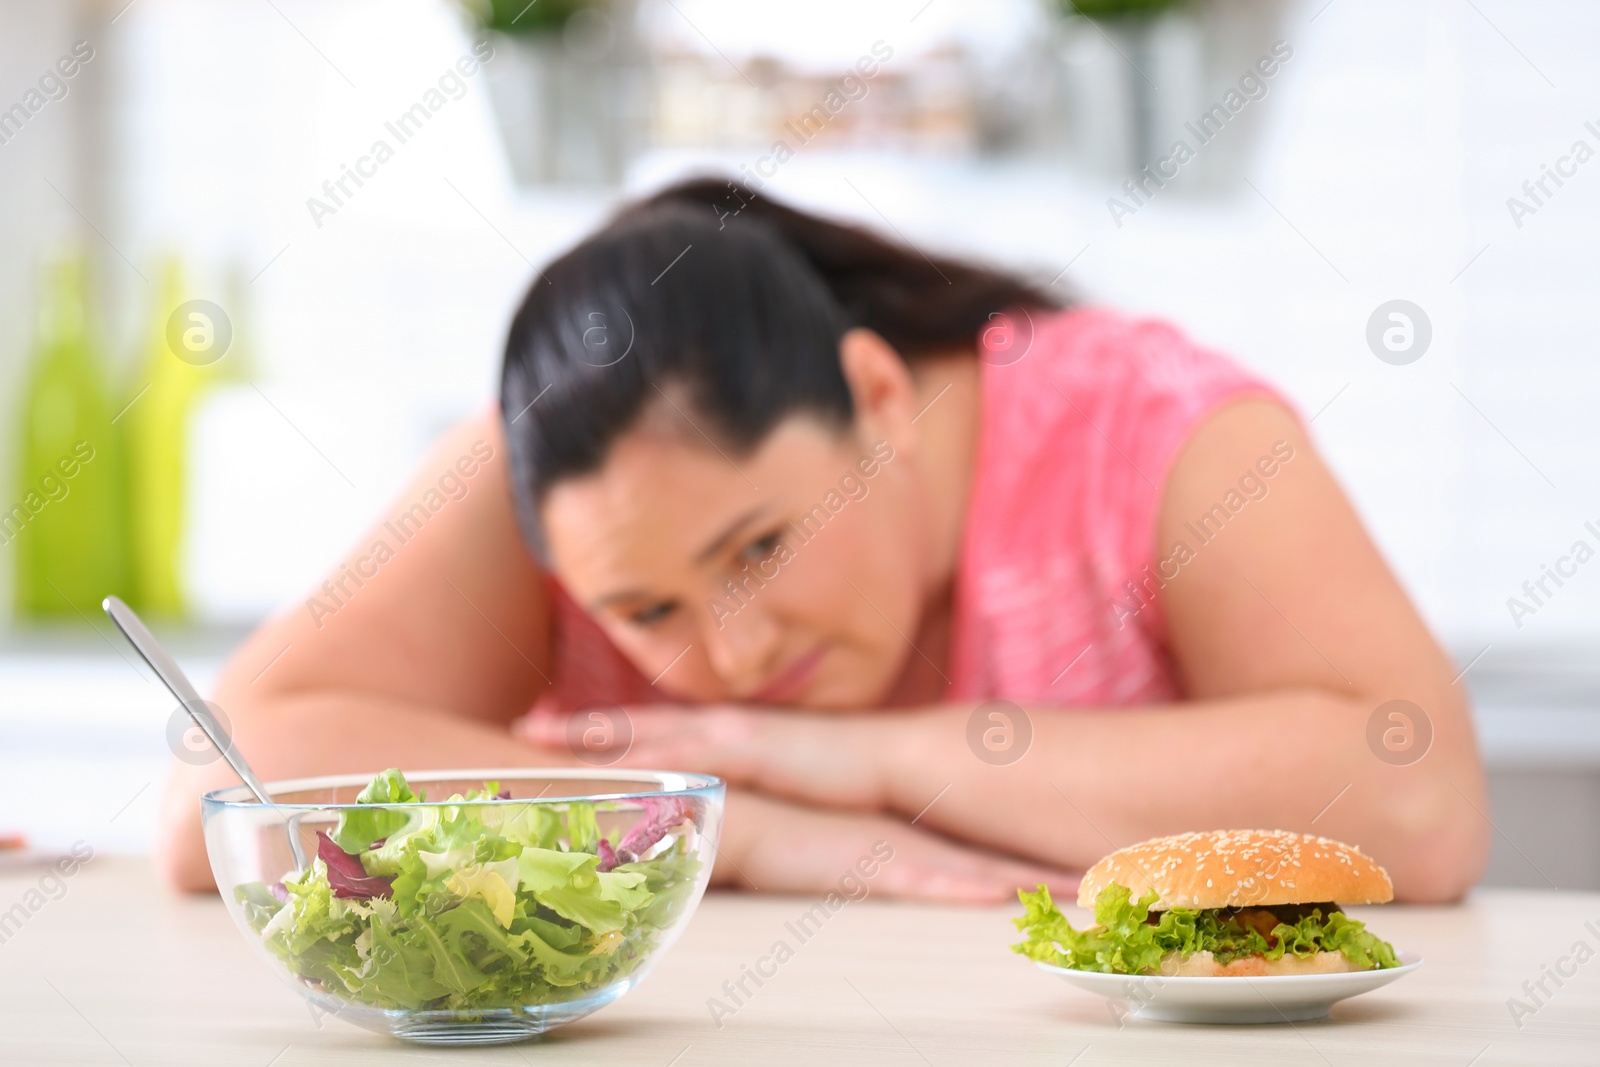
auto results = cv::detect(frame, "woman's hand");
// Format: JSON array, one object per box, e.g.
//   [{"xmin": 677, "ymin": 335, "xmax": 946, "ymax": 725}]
[
  {"xmin": 520, "ymin": 709, "xmax": 1084, "ymax": 903},
  {"xmin": 710, "ymin": 788, "xmax": 1079, "ymax": 905},
  {"xmin": 517, "ymin": 704, "xmax": 893, "ymax": 811}
]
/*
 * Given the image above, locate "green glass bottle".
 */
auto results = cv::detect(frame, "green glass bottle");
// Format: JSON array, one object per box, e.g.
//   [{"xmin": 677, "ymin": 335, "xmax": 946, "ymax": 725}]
[
  {"xmin": 11, "ymin": 252, "xmax": 132, "ymax": 618},
  {"xmin": 125, "ymin": 256, "xmax": 216, "ymax": 619}
]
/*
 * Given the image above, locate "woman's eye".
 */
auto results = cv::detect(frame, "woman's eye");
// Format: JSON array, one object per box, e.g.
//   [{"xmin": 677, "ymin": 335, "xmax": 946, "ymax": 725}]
[
  {"xmin": 738, "ymin": 531, "xmax": 783, "ymax": 564},
  {"xmin": 628, "ymin": 601, "xmax": 678, "ymax": 627}
]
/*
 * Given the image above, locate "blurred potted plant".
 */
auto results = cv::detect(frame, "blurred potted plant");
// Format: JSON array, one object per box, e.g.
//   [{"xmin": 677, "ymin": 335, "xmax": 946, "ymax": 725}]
[
  {"xmin": 1065, "ymin": 0, "xmax": 1185, "ymax": 16},
  {"xmin": 1051, "ymin": 0, "xmax": 1191, "ymax": 177},
  {"xmin": 1048, "ymin": 0, "xmax": 1291, "ymax": 190},
  {"xmin": 461, "ymin": 0, "xmax": 647, "ymax": 186}
]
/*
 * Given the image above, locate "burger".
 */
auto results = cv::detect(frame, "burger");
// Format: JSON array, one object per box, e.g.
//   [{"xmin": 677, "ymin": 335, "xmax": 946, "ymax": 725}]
[{"xmin": 1013, "ymin": 829, "xmax": 1401, "ymax": 976}]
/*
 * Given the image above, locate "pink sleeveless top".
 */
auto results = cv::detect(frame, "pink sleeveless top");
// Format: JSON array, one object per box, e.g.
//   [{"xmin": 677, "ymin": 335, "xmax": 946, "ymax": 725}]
[{"xmin": 529, "ymin": 307, "xmax": 1280, "ymax": 715}]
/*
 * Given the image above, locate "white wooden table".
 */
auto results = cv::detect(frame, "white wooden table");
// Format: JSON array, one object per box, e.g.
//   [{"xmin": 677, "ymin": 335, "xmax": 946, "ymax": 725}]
[{"xmin": 2, "ymin": 858, "xmax": 1597, "ymax": 1065}]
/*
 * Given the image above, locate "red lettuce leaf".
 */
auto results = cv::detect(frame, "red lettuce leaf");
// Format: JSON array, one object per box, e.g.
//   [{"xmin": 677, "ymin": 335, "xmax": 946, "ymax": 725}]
[
  {"xmin": 317, "ymin": 830, "xmax": 396, "ymax": 899},
  {"xmin": 615, "ymin": 796, "xmax": 695, "ymax": 863}
]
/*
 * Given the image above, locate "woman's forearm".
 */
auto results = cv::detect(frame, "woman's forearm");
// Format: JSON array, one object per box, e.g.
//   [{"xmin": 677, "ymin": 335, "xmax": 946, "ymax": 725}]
[
  {"xmin": 873, "ymin": 687, "xmax": 1487, "ymax": 902},
  {"xmin": 713, "ymin": 786, "xmax": 1082, "ymax": 902},
  {"xmin": 524, "ymin": 685, "xmax": 1488, "ymax": 901},
  {"xmin": 156, "ymin": 689, "xmax": 1084, "ymax": 904},
  {"xmin": 155, "ymin": 690, "xmax": 580, "ymax": 892}
]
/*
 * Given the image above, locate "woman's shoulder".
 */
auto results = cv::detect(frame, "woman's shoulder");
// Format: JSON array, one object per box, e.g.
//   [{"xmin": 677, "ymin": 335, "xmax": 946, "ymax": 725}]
[
  {"xmin": 963, "ymin": 303, "xmax": 1292, "ymax": 591},
  {"xmin": 950, "ymin": 306, "xmax": 1287, "ymax": 703},
  {"xmin": 980, "ymin": 305, "xmax": 1285, "ymax": 467}
]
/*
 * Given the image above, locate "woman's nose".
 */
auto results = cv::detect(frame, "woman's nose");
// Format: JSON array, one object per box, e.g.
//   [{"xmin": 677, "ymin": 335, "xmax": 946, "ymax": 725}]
[{"xmin": 701, "ymin": 598, "xmax": 783, "ymax": 695}]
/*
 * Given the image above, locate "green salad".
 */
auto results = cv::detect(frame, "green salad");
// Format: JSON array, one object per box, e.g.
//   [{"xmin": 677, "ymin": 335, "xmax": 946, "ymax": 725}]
[
  {"xmin": 234, "ymin": 769, "xmax": 702, "ymax": 1012},
  {"xmin": 1012, "ymin": 883, "xmax": 1400, "ymax": 975}
]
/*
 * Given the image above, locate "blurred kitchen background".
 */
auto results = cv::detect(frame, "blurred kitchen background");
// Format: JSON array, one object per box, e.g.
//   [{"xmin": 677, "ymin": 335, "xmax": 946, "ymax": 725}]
[{"xmin": 1, "ymin": 0, "xmax": 1596, "ymax": 887}]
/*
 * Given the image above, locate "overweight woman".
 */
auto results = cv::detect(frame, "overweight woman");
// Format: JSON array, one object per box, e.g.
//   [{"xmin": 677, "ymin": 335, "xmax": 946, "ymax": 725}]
[{"xmin": 159, "ymin": 179, "xmax": 1488, "ymax": 902}]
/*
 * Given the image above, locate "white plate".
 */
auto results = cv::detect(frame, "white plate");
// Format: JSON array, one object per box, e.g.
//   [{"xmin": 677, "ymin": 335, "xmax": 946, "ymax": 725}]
[{"xmin": 1037, "ymin": 952, "xmax": 1423, "ymax": 1024}]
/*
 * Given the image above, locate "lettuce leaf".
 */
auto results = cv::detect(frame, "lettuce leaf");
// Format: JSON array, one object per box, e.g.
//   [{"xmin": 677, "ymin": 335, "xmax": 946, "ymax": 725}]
[
  {"xmin": 1012, "ymin": 883, "xmax": 1399, "ymax": 975},
  {"xmin": 617, "ymin": 796, "xmax": 693, "ymax": 857},
  {"xmin": 328, "ymin": 767, "xmax": 418, "ymax": 853},
  {"xmin": 317, "ymin": 831, "xmax": 396, "ymax": 899},
  {"xmin": 236, "ymin": 769, "xmax": 703, "ymax": 1013},
  {"xmin": 367, "ymin": 914, "xmax": 452, "ymax": 1007},
  {"xmin": 1304, "ymin": 910, "xmax": 1400, "ymax": 969}
]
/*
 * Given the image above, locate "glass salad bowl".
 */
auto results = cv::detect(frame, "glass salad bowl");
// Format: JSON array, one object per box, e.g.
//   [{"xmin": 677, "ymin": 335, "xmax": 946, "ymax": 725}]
[{"xmin": 203, "ymin": 768, "xmax": 724, "ymax": 1046}]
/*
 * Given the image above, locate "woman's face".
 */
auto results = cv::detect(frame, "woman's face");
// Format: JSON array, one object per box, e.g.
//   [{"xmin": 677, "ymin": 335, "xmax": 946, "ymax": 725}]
[{"xmin": 541, "ymin": 344, "xmax": 936, "ymax": 709}]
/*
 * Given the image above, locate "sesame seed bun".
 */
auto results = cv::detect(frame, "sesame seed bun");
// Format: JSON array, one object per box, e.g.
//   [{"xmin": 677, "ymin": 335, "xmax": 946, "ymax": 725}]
[{"xmin": 1077, "ymin": 829, "xmax": 1394, "ymax": 911}]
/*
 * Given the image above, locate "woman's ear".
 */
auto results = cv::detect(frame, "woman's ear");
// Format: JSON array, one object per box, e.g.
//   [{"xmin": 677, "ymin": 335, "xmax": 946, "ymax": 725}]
[{"xmin": 838, "ymin": 328, "xmax": 918, "ymax": 443}]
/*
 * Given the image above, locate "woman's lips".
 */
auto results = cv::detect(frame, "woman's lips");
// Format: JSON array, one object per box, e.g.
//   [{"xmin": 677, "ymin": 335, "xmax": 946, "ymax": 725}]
[{"xmin": 750, "ymin": 646, "xmax": 825, "ymax": 704}]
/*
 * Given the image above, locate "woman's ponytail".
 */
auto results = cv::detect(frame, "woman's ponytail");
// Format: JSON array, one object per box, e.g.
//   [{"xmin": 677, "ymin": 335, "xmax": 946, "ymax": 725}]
[{"xmin": 621, "ymin": 177, "xmax": 1061, "ymax": 359}]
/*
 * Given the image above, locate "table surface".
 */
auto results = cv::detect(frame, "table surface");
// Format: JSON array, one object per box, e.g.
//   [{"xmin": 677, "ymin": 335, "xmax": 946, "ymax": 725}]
[{"xmin": 2, "ymin": 858, "xmax": 1597, "ymax": 1065}]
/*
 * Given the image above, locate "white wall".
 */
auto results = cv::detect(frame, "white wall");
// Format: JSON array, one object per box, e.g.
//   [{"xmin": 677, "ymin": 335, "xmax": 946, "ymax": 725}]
[{"xmin": 2, "ymin": 0, "xmax": 1597, "ymax": 660}]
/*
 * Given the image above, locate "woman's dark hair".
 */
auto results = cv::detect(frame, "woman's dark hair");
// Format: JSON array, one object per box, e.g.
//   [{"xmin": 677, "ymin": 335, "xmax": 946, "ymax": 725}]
[{"xmin": 500, "ymin": 176, "xmax": 1061, "ymax": 558}]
